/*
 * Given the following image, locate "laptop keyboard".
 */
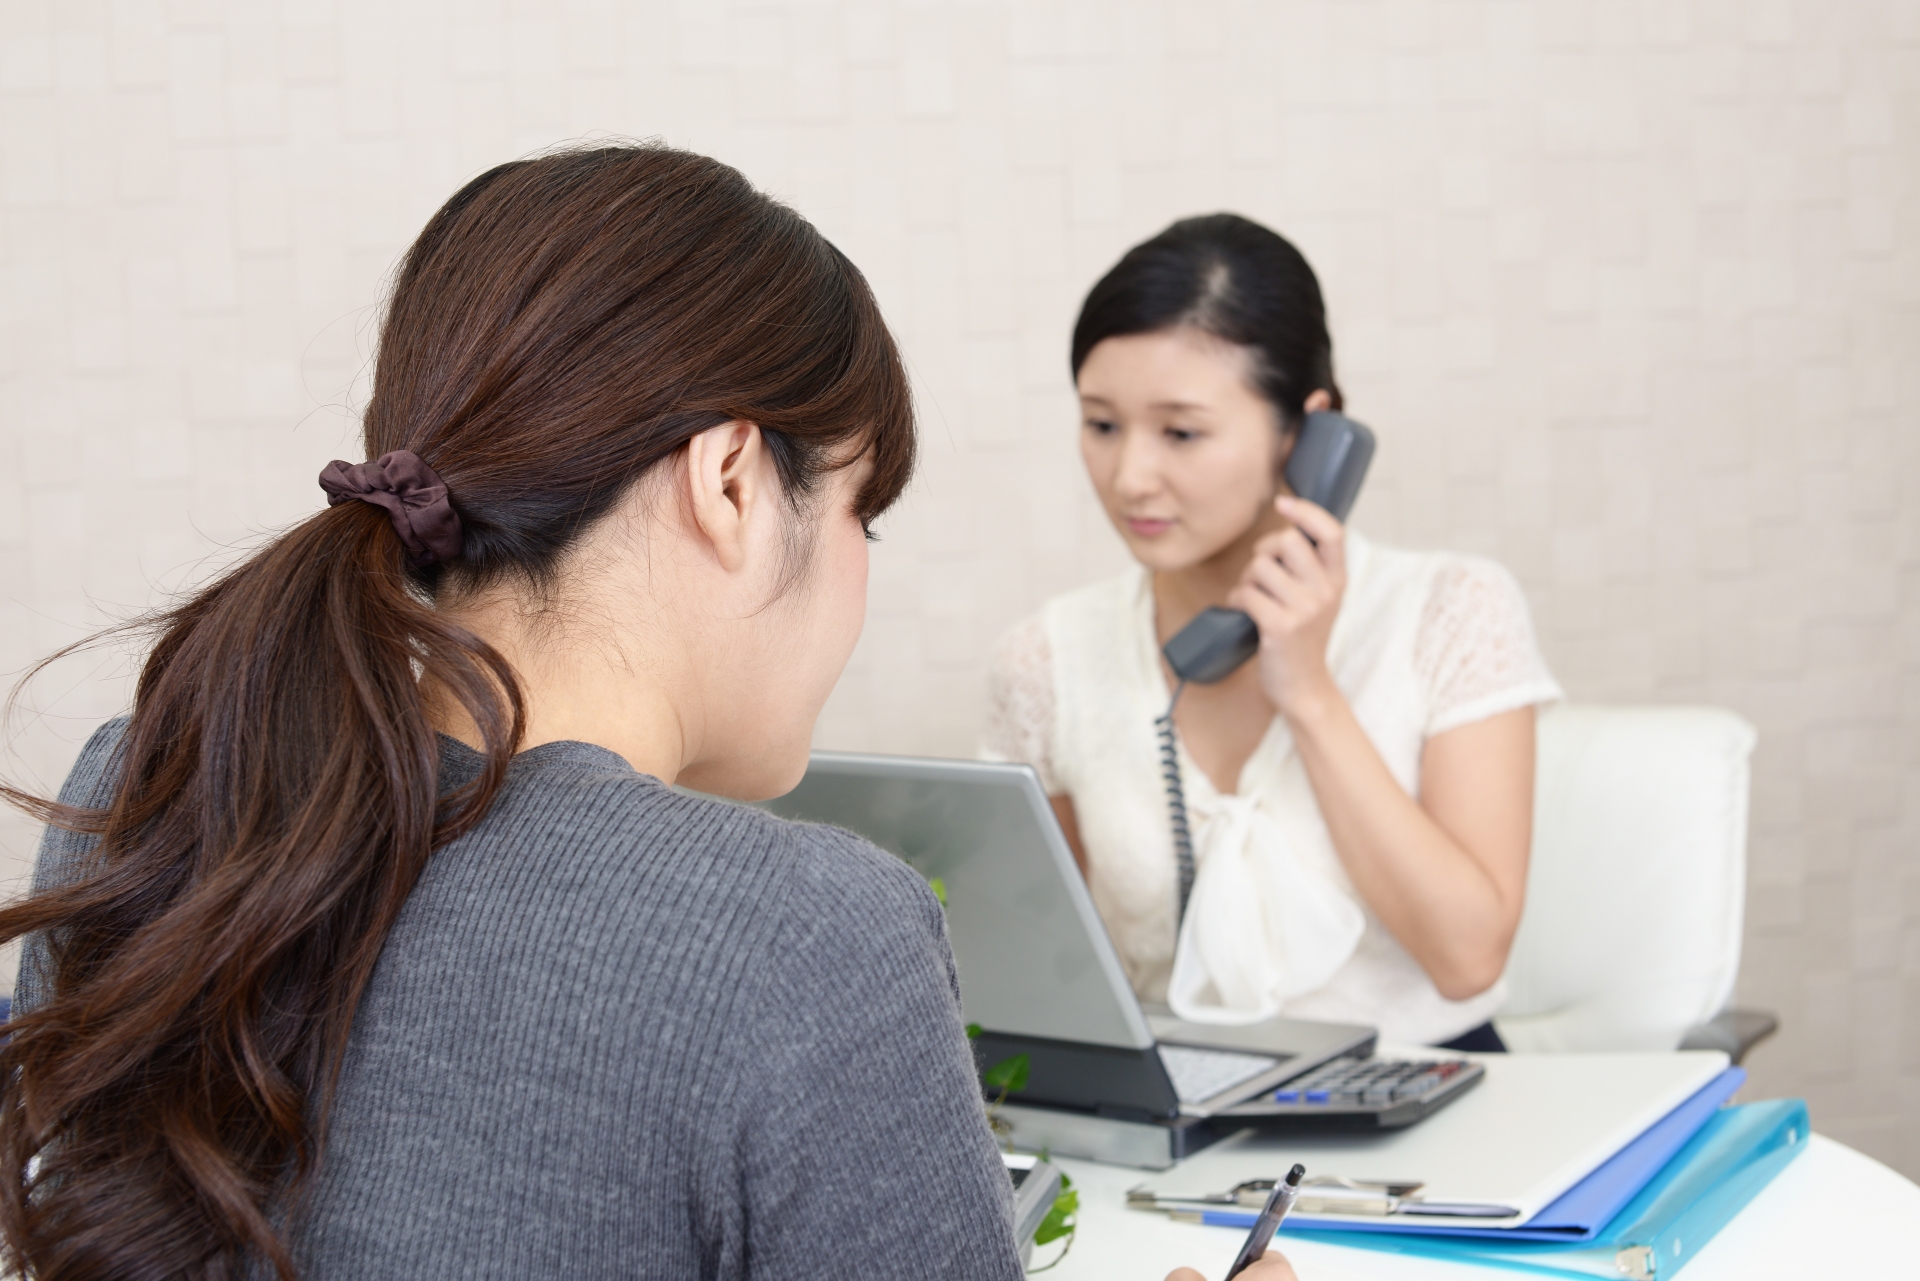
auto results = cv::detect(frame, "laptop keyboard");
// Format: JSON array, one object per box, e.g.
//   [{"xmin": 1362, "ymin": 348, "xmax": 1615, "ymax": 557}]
[{"xmin": 1158, "ymin": 1044, "xmax": 1282, "ymax": 1104}]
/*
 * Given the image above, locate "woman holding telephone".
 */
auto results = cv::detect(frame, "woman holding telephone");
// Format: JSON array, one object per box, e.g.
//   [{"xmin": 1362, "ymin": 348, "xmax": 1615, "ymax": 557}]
[{"xmin": 986, "ymin": 215, "xmax": 1562, "ymax": 1050}]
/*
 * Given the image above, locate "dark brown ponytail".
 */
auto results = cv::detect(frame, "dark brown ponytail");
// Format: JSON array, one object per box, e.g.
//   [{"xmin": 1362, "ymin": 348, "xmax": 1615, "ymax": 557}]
[{"xmin": 0, "ymin": 143, "xmax": 914, "ymax": 1280}]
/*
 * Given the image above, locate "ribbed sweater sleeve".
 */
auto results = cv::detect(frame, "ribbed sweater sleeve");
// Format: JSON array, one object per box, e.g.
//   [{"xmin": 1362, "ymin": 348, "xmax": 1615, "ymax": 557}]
[{"xmin": 716, "ymin": 823, "xmax": 1022, "ymax": 1279}]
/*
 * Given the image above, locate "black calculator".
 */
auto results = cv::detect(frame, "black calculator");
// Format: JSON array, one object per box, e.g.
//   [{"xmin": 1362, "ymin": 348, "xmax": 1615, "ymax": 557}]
[{"xmin": 1216, "ymin": 1055, "xmax": 1485, "ymax": 1129}]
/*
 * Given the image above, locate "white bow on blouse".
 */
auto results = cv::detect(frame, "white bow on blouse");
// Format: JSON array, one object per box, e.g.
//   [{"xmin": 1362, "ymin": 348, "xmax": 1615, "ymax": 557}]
[{"xmin": 1166, "ymin": 789, "xmax": 1367, "ymax": 1025}]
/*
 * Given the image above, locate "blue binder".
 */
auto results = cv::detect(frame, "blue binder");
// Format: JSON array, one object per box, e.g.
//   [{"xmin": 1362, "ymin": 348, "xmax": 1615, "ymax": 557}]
[{"xmin": 1285, "ymin": 1098, "xmax": 1809, "ymax": 1279}]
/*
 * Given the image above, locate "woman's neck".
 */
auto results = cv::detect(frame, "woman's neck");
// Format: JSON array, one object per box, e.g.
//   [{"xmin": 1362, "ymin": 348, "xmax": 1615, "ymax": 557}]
[
  {"xmin": 425, "ymin": 598, "xmax": 693, "ymax": 783},
  {"xmin": 1149, "ymin": 500, "xmax": 1291, "ymax": 643}
]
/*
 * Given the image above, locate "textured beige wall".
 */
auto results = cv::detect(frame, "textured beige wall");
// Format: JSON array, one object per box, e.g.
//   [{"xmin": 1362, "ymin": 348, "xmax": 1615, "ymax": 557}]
[{"xmin": 2, "ymin": 2, "xmax": 1915, "ymax": 1174}]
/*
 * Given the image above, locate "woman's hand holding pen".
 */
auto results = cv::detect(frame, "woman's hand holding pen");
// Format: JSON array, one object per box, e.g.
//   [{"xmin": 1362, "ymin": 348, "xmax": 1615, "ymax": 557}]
[
  {"xmin": 1164, "ymin": 1250, "xmax": 1300, "ymax": 1281},
  {"xmin": 1225, "ymin": 494, "xmax": 1347, "ymax": 726}
]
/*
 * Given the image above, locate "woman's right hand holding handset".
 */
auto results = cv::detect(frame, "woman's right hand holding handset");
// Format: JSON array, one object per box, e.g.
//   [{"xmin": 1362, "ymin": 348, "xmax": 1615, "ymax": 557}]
[{"xmin": 1224, "ymin": 494, "xmax": 1348, "ymax": 726}]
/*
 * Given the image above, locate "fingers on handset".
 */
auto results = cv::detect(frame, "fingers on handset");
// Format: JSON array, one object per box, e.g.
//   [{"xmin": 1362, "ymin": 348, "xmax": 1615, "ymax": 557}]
[
  {"xmin": 1243, "ymin": 554, "xmax": 1307, "ymax": 612},
  {"xmin": 1252, "ymin": 525, "xmax": 1336, "ymax": 592},
  {"xmin": 1277, "ymin": 495, "xmax": 1346, "ymax": 560},
  {"xmin": 1227, "ymin": 580, "xmax": 1290, "ymax": 633},
  {"xmin": 1270, "ymin": 527, "xmax": 1324, "ymax": 583}
]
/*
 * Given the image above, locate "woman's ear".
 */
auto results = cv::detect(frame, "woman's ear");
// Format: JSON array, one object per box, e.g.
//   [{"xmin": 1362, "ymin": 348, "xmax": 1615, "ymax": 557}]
[
  {"xmin": 1278, "ymin": 391, "xmax": 1336, "ymax": 477},
  {"xmin": 684, "ymin": 420, "xmax": 771, "ymax": 573}
]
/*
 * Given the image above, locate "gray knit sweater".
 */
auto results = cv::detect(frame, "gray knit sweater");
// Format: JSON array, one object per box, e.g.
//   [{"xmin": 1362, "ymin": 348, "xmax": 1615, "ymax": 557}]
[{"xmin": 16, "ymin": 721, "xmax": 1024, "ymax": 1280}]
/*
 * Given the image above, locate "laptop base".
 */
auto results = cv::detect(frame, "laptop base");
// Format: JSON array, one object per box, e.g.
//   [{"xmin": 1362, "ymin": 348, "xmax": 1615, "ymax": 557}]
[{"xmin": 998, "ymin": 1101, "xmax": 1238, "ymax": 1170}]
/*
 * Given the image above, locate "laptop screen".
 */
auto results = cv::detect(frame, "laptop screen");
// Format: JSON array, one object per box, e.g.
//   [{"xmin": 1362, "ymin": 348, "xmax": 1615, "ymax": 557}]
[{"xmin": 761, "ymin": 753, "xmax": 1155, "ymax": 1050}]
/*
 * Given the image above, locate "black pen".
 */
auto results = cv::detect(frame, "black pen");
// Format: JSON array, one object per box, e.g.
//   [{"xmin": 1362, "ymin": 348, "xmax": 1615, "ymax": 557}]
[{"xmin": 1224, "ymin": 1164, "xmax": 1305, "ymax": 1279}]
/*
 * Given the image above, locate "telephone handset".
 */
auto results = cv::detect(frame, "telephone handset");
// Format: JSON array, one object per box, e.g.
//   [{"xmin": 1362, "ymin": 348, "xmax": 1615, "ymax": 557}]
[
  {"xmin": 1154, "ymin": 410, "xmax": 1375, "ymax": 920},
  {"xmin": 1161, "ymin": 410, "xmax": 1377, "ymax": 684}
]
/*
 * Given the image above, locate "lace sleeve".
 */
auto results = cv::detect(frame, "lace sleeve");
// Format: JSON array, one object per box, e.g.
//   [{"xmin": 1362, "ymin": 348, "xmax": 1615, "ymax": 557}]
[
  {"xmin": 980, "ymin": 615, "xmax": 1060, "ymax": 794},
  {"xmin": 1414, "ymin": 557, "xmax": 1564, "ymax": 737}
]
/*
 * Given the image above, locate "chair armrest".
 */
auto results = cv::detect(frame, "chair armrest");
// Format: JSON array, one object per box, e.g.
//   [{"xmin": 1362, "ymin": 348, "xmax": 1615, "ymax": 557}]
[{"xmin": 1678, "ymin": 1007, "xmax": 1779, "ymax": 1065}]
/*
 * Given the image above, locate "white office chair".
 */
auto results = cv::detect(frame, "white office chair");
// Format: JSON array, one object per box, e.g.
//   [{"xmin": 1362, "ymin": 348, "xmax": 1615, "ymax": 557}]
[{"xmin": 1495, "ymin": 703, "xmax": 1776, "ymax": 1061}]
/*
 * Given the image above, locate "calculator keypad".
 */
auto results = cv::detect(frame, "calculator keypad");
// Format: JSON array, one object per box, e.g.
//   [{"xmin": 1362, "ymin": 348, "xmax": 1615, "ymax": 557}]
[
  {"xmin": 1217, "ymin": 1053, "xmax": 1484, "ymax": 1128},
  {"xmin": 1270, "ymin": 1057, "xmax": 1472, "ymax": 1106}
]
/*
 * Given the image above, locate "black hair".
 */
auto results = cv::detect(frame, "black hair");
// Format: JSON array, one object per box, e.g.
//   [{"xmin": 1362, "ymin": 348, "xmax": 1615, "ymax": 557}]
[{"xmin": 1070, "ymin": 213, "xmax": 1342, "ymax": 425}]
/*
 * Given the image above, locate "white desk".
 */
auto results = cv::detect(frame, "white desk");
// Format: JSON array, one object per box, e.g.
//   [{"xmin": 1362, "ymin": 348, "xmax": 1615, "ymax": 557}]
[{"xmin": 1042, "ymin": 1133, "xmax": 1917, "ymax": 1279}]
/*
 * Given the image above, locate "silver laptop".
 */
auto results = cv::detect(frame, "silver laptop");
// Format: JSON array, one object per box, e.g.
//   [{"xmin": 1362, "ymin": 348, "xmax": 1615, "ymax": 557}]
[{"xmin": 760, "ymin": 752, "xmax": 1374, "ymax": 1119}]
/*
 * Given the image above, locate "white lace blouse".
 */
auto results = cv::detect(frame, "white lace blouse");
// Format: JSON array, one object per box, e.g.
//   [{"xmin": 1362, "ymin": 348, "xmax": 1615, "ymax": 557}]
[{"xmin": 982, "ymin": 531, "xmax": 1564, "ymax": 1046}]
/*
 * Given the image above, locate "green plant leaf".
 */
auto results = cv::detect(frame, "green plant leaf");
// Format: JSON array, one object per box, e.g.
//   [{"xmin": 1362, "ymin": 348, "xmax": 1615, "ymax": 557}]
[
  {"xmin": 927, "ymin": 876, "xmax": 947, "ymax": 906},
  {"xmin": 965, "ymin": 1022, "xmax": 982, "ymax": 1040},
  {"xmin": 982, "ymin": 1052, "xmax": 1030, "ymax": 1093},
  {"xmin": 1033, "ymin": 1187, "xmax": 1078, "ymax": 1245}
]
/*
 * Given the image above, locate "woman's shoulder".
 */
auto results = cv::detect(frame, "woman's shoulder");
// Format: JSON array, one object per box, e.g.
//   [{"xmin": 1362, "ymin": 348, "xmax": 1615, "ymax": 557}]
[
  {"xmin": 30, "ymin": 715, "xmax": 132, "ymax": 892},
  {"xmin": 990, "ymin": 568, "xmax": 1142, "ymax": 650},
  {"xmin": 1048, "ymin": 565, "xmax": 1148, "ymax": 620},
  {"xmin": 55, "ymin": 716, "xmax": 130, "ymax": 808},
  {"xmin": 1031, "ymin": 567, "xmax": 1154, "ymax": 667},
  {"xmin": 986, "ymin": 610, "xmax": 1049, "ymax": 680},
  {"xmin": 1348, "ymin": 534, "xmax": 1532, "ymax": 619},
  {"xmin": 753, "ymin": 811, "xmax": 947, "ymax": 927},
  {"xmin": 985, "ymin": 567, "xmax": 1145, "ymax": 686},
  {"xmin": 499, "ymin": 753, "xmax": 945, "ymax": 945},
  {"xmin": 1405, "ymin": 547, "xmax": 1540, "ymax": 640},
  {"xmin": 556, "ymin": 786, "xmax": 962, "ymax": 1052},
  {"xmin": 15, "ymin": 717, "xmax": 135, "ymax": 1015},
  {"xmin": 679, "ymin": 794, "xmax": 948, "ymax": 962},
  {"xmin": 1347, "ymin": 542, "xmax": 1562, "ymax": 732}
]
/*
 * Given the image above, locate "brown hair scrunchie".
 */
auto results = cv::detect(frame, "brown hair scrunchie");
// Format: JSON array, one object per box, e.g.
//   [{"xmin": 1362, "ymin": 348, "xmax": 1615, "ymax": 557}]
[{"xmin": 317, "ymin": 450, "xmax": 464, "ymax": 566}]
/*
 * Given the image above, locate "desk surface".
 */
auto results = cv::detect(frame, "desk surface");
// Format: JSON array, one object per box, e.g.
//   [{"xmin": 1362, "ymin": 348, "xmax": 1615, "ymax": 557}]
[{"xmin": 1043, "ymin": 1134, "xmax": 1917, "ymax": 1280}]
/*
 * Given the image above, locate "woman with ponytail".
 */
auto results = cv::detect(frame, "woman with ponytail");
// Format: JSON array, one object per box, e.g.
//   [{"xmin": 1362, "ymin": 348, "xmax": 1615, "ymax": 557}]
[
  {"xmin": 1, "ymin": 144, "xmax": 1293, "ymax": 1281},
  {"xmin": 2, "ymin": 142, "xmax": 951, "ymax": 1280}
]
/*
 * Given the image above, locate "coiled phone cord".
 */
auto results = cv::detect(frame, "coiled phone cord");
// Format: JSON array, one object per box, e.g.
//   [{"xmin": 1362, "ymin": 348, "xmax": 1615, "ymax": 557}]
[{"xmin": 1155, "ymin": 680, "xmax": 1194, "ymax": 922}]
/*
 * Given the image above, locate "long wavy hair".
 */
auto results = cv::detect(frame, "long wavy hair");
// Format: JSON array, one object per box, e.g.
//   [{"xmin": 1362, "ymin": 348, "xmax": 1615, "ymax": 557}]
[{"xmin": 0, "ymin": 143, "xmax": 915, "ymax": 1280}]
